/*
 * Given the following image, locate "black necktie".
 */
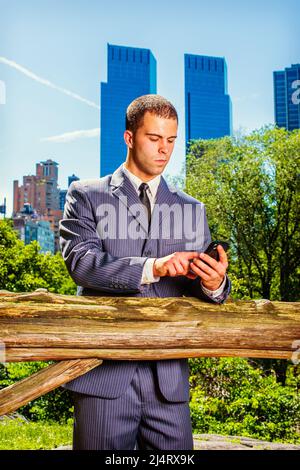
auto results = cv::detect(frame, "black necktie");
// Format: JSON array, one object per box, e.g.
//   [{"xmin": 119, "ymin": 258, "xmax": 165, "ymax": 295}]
[{"xmin": 139, "ymin": 182, "xmax": 151, "ymax": 228}]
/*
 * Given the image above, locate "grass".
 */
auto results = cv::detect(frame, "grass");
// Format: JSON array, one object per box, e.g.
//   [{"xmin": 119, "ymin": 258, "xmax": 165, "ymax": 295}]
[{"xmin": 0, "ymin": 418, "xmax": 72, "ymax": 450}]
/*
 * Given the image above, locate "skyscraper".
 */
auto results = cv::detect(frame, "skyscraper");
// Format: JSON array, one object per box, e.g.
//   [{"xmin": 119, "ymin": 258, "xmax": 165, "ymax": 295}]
[
  {"xmin": 13, "ymin": 159, "xmax": 60, "ymax": 214},
  {"xmin": 13, "ymin": 159, "xmax": 62, "ymax": 252},
  {"xmin": 273, "ymin": 64, "xmax": 300, "ymax": 131},
  {"xmin": 184, "ymin": 54, "xmax": 232, "ymax": 147},
  {"xmin": 100, "ymin": 44, "xmax": 157, "ymax": 176}
]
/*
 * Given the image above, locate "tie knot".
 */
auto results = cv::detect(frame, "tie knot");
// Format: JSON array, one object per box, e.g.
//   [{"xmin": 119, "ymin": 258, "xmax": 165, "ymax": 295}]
[{"xmin": 139, "ymin": 183, "xmax": 149, "ymax": 194}]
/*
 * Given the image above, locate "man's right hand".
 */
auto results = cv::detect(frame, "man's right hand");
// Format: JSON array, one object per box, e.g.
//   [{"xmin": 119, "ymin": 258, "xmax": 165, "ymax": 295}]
[{"xmin": 153, "ymin": 252, "xmax": 200, "ymax": 279}]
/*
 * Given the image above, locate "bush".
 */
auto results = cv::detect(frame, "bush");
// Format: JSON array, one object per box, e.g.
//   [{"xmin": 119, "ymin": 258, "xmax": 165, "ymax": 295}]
[{"xmin": 189, "ymin": 357, "xmax": 300, "ymax": 443}]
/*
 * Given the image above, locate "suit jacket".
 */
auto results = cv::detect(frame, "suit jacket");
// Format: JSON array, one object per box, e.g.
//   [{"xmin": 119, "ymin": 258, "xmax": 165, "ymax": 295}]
[{"xmin": 59, "ymin": 164, "xmax": 231, "ymax": 402}]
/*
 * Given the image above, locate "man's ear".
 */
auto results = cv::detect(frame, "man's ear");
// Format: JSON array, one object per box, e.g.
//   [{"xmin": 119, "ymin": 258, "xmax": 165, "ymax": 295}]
[{"xmin": 124, "ymin": 130, "xmax": 134, "ymax": 148}]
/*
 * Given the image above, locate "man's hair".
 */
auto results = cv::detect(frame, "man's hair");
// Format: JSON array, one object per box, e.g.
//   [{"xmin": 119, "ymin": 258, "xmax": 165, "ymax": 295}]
[{"xmin": 126, "ymin": 94, "xmax": 178, "ymax": 134}]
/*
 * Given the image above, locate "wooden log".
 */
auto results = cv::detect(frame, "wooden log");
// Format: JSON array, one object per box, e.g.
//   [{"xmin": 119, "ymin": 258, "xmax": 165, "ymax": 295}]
[
  {"xmin": 0, "ymin": 290, "xmax": 299, "ymax": 416},
  {"xmin": 0, "ymin": 293, "xmax": 299, "ymax": 359},
  {"xmin": 0, "ymin": 358, "xmax": 102, "ymax": 416},
  {"xmin": 4, "ymin": 347, "xmax": 294, "ymax": 361}
]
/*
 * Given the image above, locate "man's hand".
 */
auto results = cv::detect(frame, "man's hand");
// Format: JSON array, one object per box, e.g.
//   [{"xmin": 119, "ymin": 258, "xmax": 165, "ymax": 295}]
[
  {"xmin": 153, "ymin": 251, "xmax": 199, "ymax": 279},
  {"xmin": 189, "ymin": 244, "xmax": 228, "ymax": 290}
]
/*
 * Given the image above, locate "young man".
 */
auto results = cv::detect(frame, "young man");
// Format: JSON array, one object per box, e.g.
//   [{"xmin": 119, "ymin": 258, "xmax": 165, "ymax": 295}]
[{"xmin": 59, "ymin": 94, "xmax": 231, "ymax": 450}]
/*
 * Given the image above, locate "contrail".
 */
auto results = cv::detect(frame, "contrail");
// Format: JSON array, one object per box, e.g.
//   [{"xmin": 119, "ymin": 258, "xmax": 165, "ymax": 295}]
[
  {"xmin": 0, "ymin": 56, "xmax": 100, "ymax": 110},
  {"xmin": 41, "ymin": 128, "xmax": 100, "ymax": 143}
]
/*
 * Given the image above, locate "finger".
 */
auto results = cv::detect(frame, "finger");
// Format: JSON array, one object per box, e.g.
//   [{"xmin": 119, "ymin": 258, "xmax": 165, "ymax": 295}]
[
  {"xmin": 180, "ymin": 258, "xmax": 191, "ymax": 272},
  {"xmin": 167, "ymin": 263, "xmax": 177, "ymax": 277},
  {"xmin": 192, "ymin": 258, "xmax": 214, "ymax": 276},
  {"xmin": 198, "ymin": 252, "xmax": 219, "ymax": 269},
  {"xmin": 180, "ymin": 251, "xmax": 200, "ymax": 260},
  {"xmin": 172, "ymin": 259, "xmax": 186, "ymax": 275},
  {"xmin": 217, "ymin": 245, "xmax": 228, "ymax": 266},
  {"xmin": 189, "ymin": 262, "xmax": 210, "ymax": 281}
]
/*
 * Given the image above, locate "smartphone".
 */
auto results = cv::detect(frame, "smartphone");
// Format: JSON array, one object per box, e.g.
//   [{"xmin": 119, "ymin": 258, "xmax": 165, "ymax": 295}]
[{"xmin": 203, "ymin": 240, "xmax": 229, "ymax": 262}]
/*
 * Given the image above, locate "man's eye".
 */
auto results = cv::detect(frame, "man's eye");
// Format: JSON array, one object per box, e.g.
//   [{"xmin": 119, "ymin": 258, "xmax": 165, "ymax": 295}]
[
  {"xmin": 150, "ymin": 138, "xmax": 159, "ymax": 142},
  {"xmin": 168, "ymin": 139, "xmax": 175, "ymax": 143}
]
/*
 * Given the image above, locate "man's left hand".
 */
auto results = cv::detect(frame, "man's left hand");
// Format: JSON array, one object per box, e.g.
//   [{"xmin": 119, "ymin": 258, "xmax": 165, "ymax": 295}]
[{"xmin": 189, "ymin": 244, "xmax": 228, "ymax": 291}]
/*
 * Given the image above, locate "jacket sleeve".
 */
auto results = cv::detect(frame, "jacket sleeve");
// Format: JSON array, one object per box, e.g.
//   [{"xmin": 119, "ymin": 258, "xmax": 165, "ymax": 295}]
[
  {"xmin": 59, "ymin": 182, "xmax": 147, "ymax": 294},
  {"xmin": 184, "ymin": 204, "xmax": 231, "ymax": 304}
]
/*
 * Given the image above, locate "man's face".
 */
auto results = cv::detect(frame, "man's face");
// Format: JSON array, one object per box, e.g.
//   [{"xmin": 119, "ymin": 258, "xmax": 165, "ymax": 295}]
[{"xmin": 125, "ymin": 111, "xmax": 178, "ymax": 180}]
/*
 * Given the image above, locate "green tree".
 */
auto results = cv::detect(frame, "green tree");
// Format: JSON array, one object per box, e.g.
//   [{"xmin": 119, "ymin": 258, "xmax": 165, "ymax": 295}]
[
  {"xmin": 0, "ymin": 220, "xmax": 76, "ymax": 423},
  {"xmin": 185, "ymin": 127, "xmax": 300, "ymax": 301},
  {"xmin": 0, "ymin": 219, "xmax": 76, "ymax": 294},
  {"xmin": 189, "ymin": 357, "xmax": 300, "ymax": 443}
]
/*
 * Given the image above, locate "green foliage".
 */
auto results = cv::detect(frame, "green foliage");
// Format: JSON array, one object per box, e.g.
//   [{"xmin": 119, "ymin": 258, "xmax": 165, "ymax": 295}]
[
  {"xmin": 0, "ymin": 219, "xmax": 76, "ymax": 294},
  {"xmin": 0, "ymin": 417, "xmax": 72, "ymax": 450},
  {"xmin": 0, "ymin": 220, "xmax": 76, "ymax": 424},
  {"xmin": 189, "ymin": 357, "xmax": 300, "ymax": 443},
  {"xmin": 185, "ymin": 127, "xmax": 300, "ymax": 301}
]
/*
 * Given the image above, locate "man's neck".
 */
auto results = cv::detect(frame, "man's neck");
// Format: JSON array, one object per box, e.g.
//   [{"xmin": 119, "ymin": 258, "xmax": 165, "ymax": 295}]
[{"xmin": 123, "ymin": 161, "xmax": 158, "ymax": 183}]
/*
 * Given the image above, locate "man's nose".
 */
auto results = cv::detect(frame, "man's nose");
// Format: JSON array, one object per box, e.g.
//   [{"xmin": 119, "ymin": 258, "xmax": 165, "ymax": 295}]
[{"xmin": 159, "ymin": 140, "xmax": 168, "ymax": 154}]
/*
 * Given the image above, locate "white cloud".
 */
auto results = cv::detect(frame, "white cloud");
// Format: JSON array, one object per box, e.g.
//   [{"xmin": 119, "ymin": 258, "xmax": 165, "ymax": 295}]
[
  {"xmin": 41, "ymin": 128, "xmax": 100, "ymax": 143},
  {"xmin": 0, "ymin": 57, "xmax": 100, "ymax": 110},
  {"xmin": 232, "ymin": 92, "xmax": 260, "ymax": 103}
]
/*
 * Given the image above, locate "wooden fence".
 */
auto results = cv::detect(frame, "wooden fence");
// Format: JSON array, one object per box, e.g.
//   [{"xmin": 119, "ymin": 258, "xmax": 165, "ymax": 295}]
[{"xmin": 0, "ymin": 288, "xmax": 299, "ymax": 416}]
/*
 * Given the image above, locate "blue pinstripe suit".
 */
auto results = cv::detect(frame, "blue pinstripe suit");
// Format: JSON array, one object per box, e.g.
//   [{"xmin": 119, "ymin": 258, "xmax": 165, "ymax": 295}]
[{"xmin": 59, "ymin": 164, "xmax": 231, "ymax": 449}]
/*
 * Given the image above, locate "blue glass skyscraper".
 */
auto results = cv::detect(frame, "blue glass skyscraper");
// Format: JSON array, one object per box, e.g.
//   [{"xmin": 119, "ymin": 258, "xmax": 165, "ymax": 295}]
[
  {"xmin": 184, "ymin": 54, "xmax": 232, "ymax": 147},
  {"xmin": 100, "ymin": 44, "xmax": 157, "ymax": 176},
  {"xmin": 273, "ymin": 64, "xmax": 300, "ymax": 131}
]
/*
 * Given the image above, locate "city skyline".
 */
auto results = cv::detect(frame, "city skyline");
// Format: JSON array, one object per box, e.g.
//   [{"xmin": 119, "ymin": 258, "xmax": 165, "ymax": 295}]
[{"xmin": 1, "ymin": 0, "xmax": 299, "ymax": 216}]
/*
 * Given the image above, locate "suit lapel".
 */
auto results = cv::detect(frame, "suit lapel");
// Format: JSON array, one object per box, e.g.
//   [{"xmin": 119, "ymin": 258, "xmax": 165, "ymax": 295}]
[
  {"xmin": 150, "ymin": 177, "xmax": 178, "ymax": 239},
  {"xmin": 110, "ymin": 165, "xmax": 149, "ymax": 234},
  {"xmin": 110, "ymin": 165, "xmax": 178, "ymax": 239}
]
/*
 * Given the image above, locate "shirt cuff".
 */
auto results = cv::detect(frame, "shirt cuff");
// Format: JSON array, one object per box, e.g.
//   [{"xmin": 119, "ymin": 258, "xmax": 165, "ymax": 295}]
[
  {"xmin": 141, "ymin": 258, "xmax": 160, "ymax": 284},
  {"xmin": 200, "ymin": 275, "xmax": 227, "ymax": 298}
]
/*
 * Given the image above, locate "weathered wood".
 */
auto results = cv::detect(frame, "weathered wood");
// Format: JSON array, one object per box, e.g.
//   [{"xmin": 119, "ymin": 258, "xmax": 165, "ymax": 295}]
[
  {"xmin": 0, "ymin": 292, "xmax": 299, "ymax": 360},
  {"xmin": 4, "ymin": 347, "xmax": 293, "ymax": 361},
  {"xmin": 0, "ymin": 289, "xmax": 299, "ymax": 417},
  {"xmin": 0, "ymin": 358, "xmax": 103, "ymax": 416}
]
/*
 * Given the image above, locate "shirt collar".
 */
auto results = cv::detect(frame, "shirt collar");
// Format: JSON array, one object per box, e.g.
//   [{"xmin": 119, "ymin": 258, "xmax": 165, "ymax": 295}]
[{"xmin": 122, "ymin": 163, "xmax": 161, "ymax": 198}]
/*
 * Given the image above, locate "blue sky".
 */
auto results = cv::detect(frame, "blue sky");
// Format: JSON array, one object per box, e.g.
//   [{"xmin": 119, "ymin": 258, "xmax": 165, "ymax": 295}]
[{"xmin": 0, "ymin": 0, "xmax": 299, "ymax": 216}]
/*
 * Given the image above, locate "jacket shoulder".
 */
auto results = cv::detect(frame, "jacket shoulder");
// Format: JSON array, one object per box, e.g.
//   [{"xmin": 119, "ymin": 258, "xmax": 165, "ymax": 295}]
[
  {"xmin": 175, "ymin": 188, "xmax": 205, "ymax": 207},
  {"xmin": 68, "ymin": 175, "xmax": 112, "ymax": 194}
]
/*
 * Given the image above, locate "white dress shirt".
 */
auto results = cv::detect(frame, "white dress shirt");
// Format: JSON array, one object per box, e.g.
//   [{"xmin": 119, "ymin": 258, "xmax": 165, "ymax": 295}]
[{"xmin": 122, "ymin": 163, "xmax": 226, "ymax": 298}]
